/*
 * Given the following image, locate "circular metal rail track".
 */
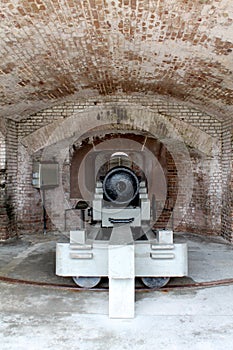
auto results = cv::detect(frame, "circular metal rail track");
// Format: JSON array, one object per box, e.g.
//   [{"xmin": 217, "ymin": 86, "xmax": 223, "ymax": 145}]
[{"xmin": 1, "ymin": 275, "xmax": 233, "ymax": 292}]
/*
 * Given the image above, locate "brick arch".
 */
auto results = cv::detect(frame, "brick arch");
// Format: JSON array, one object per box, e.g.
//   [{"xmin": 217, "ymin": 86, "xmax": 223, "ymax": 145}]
[
  {"xmin": 22, "ymin": 103, "xmax": 220, "ymax": 230},
  {"xmin": 1, "ymin": 1, "xmax": 233, "ymax": 123},
  {"xmin": 21, "ymin": 103, "xmax": 216, "ymax": 156}
]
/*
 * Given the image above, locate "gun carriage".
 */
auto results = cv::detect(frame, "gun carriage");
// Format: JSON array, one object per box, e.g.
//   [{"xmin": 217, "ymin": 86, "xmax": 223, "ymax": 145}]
[{"xmin": 56, "ymin": 153, "xmax": 188, "ymax": 318}]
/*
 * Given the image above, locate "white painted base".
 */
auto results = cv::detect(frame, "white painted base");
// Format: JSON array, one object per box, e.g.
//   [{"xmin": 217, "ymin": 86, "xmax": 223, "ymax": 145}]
[
  {"xmin": 109, "ymin": 278, "xmax": 135, "ymax": 318},
  {"xmin": 56, "ymin": 242, "xmax": 188, "ymax": 277},
  {"xmin": 56, "ymin": 226, "xmax": 188, "ymax": 319}
]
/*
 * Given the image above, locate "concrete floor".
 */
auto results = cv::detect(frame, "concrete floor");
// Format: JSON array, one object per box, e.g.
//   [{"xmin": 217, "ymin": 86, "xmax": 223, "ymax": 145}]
[{"xmin": 0, "ymin": 232, "xmax": 233, "ymax": 350}]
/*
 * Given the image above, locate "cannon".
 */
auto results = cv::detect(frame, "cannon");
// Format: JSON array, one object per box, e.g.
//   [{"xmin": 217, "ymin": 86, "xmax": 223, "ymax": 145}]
[
  {"xmin": 103, "ymin": 166, "xmax": 140, "ymax": 205},
  {"xmin": 56, "ymin": 157, "xmax": 188, "ymax": 318}
]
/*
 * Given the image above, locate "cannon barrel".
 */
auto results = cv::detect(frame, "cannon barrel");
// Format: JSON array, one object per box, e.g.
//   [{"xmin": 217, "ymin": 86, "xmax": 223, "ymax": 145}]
[{"xmin": 103, "ymin": 166, "xmax": 140, "ymax": 205}]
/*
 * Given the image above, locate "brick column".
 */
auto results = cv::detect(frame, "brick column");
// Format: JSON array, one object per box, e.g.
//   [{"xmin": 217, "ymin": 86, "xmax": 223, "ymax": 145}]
[
  {"xmin": 0, "ymin": 122, "xmax": 18, "ymax": 240},
  {"xmin": 0, "ymin": 170, "xmax": 9, "ymax": 240},
  {"xmin": 221, "ymin": 118, "xmax": 233, "ymax": 242},
  {"xmin": 0, "ymin": 131, "xmax": 10, "ymax": 240}
]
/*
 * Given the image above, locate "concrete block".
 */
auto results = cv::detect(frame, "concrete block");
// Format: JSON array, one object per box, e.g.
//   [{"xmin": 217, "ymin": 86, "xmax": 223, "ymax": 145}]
[
  {"xmin": 108, "ymin": 244, "xmax": 135, "ymax": 318},
  {"xmin": 70, "ymin": 230, "xmax": 86, "ymax": 244},
  {"xmin": 157, "ymin": 230, "xmax": 173, "ymax": 244}
]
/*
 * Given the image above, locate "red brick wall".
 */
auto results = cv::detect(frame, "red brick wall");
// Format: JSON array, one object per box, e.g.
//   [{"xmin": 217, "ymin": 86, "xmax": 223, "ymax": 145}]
[
  {"xmin": 1, "ymin": 97, "xmax": 228, "ymax": 241},
  {"xmin": 0, "ymin": 121, "xmax": 18, "ymax": 240},
  {"xmin": 0, "ymin": 1, "xmax": 233, "ymax": 123},
  {"xmin": 0, "ymin": 131, "xmax": 8, "ymax": 240},
  {"xmin": 221, "ymin": 118, "xmax": 233, "ymax": 242}
]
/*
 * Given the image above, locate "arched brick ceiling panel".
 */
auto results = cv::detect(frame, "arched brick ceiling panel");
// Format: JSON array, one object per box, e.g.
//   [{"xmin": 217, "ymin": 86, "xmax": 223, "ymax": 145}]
[
  {"xmin": 0, "ymin": 0, "xmax": 233, "ymax": 121},
  {"xmin": 21, "ymin": 104, "xmax": 217, "ymax": 156}
]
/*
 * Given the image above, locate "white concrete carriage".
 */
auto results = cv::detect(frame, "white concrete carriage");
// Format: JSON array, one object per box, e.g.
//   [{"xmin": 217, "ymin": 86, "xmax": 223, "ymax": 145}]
[
  {"xmin": 56, "ymin": 227, "xmax": 188, "ymax": 279},
  {"xmin": 56, "ymin": 177, "xmax": 188, "ymax": 318},
  {"xmin": 56, "ymin": 225, "xmax": 188, "ymax": 318}
]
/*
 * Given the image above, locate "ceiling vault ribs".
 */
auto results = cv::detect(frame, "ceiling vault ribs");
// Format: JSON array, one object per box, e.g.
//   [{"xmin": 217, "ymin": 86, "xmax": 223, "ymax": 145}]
[{"xmin": 0, "ymin": 0, "xmax": 233, "ymax": 122}]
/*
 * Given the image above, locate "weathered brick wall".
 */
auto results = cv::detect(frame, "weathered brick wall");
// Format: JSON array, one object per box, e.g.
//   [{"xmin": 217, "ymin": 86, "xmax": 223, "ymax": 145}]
[
  {"xmin": 0, "ymin": 121, "xmax": 18, "ymax": 240},
  {"xmin": 18, "ymin": 96, "xmax": 223, "ymax": 139},
  {"xmin": 0, "ymin": 132, "xmax": 6, "ymax": 170},
  {"xmin": 155, "ymin": 148, "xmax": 178, "ymax": 230},
  {"xmin": 178, "ymin": 152, "xmax": 222, "ymax": 234},
  {"xmin": 221, "ymin": 118, "xmax": 233, "ymax": 241},
  {"xmin": 5, "ymin": 120, "xmax": 18, "ymax": 238},
  {"xmin": 17, "ymin": 144, "xmax": 44, "ymax": 233},
  {"xmin": 0, "ymin": 0, "xmax": 233, "ymax": 123},
  {"xmin": 0, "ymin": 131, "xmax": 7, "ymax": 240},
  {"xmin": 15, "ymin": 97, "xmax": 230, "ymax": 240},
  {"xmin": 0, "ymin": 0, "xmax": 232, "ymax": 241}
]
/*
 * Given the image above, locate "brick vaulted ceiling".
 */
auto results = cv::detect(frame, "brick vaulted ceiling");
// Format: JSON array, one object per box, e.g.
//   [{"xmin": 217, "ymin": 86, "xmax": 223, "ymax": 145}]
[{"xmin": 0, "ymin": 0, "xmax": 233, "ymax": 122}]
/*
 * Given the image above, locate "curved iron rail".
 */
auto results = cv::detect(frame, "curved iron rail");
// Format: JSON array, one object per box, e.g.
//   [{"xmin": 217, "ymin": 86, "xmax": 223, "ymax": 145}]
[{"xmin": 1, "ymin": 275, "xmax": 233, "ymax": 292}]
